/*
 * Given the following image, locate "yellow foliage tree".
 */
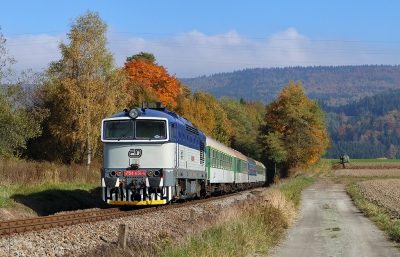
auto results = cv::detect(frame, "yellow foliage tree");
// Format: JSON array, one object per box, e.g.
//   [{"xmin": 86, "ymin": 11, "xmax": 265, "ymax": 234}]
[
  {"xmin": 40, "ymin": 11, "xmax": 128, "ymax": 165},
  {"xmin": 177, "ymin": 91, "xmax": 233, "ymax": 145},
  {"xmin": 259, "ymin": 81, "xmax": 330, "ymax": 173}
]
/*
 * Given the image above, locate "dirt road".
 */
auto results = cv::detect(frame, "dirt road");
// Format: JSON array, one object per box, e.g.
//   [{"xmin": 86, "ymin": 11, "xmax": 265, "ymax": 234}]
[{"xmin": 268, "ymin": 177, "xmax": 400, "ymax": 257}]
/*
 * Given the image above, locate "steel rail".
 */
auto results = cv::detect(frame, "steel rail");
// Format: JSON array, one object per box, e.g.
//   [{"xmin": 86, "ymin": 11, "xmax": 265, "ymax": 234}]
[{"xmin": 0, "ymin": 190, "xmax": 249, "ymax": 236}]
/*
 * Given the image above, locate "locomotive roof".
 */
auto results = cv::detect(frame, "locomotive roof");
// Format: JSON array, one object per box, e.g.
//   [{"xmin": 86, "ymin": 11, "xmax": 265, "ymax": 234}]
[
  {"xmin": 206, "ymin": 136, "xmax": 248, "ymax": 161},
  {"xmin": 105, "ymin": 107, "xmax": 194, "ymax": 127}
]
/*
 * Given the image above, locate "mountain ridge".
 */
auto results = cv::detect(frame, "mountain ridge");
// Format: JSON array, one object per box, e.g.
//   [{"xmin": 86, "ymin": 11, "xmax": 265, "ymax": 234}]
[{"xmin": 180, "ymin": 65, "xmax": 400, "ymax": 106}]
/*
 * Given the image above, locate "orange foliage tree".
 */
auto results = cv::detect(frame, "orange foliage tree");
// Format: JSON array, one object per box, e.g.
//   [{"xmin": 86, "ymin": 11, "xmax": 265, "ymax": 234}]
[
  {"xmin": 124, "ymin": 59, "xmax": 182, "ymax": 109},
  {"xmin": 259, "ymin": 81, "xmax": 330, "ymax": 174}
]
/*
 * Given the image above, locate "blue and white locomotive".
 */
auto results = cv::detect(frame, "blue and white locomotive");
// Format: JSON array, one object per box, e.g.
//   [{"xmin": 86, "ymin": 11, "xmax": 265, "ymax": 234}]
[{"xmin": 101, "ymin": 103, "xmax": 266, "ymax": 205}]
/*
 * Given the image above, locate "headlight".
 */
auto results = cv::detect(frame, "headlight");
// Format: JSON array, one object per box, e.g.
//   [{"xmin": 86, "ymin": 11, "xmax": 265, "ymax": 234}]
[
  {"xmin": 147, "ymin": 170, "xmax": 153, "ymax": 177},
  {"xmin": 128, "ymin": 108, "xmax": 139, "ymax": 119}
]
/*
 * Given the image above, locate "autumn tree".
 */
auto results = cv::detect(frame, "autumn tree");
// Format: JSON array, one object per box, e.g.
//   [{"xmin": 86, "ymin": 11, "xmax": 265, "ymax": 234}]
[
  {"xmin": 0, "ymin": 27, "xmax": 48, "ymax": 157},
  {"xmin": 176, "ymin": 91, "xmax": 233, "ymax": 144},
  {"xmin": 32, "ymin": 11, "xmax": 128, "ymax": 165},
  {"xmin": 219, "ymin": 98, "xmax": 264, "ymax": 159},
  {"xmin": 259, "ymin": 81, "xmax": 330, "ymax": 176},
  {"xmin": 124, "ymin": 58, "xmax": 181, "ymax": 109},
  {"xmin": 126, "ymin": 52, "xmax": 156, "ymax": 63},
  {"xmin": 0, "ymin": 26, "xmax": 16, "ymax": 83}
]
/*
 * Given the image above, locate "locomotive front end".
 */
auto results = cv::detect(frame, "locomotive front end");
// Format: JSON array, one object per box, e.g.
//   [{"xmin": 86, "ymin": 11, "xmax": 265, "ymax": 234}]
[{"xmin": 101, "ymin": 107, "xmax": 176, "ymax": 205}]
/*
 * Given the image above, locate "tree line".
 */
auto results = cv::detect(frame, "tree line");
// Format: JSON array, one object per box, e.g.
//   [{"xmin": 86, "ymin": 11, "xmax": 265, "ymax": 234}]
[
  {"xmin": 0, "ymin": 11, "xmax": 330, "ymax": 178},
  {"xmin": 322, "ymin": 89, "xmax": 400, "ymax": 159},
  {"xmin": 180, "ymin": 65, "xmax": 400, "ymax": 107}
]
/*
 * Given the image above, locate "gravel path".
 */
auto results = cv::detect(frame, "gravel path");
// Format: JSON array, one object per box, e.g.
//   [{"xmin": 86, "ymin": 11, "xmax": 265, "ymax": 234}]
[
  {"xmin": 267, "ymin": 177, "xmax": 400, "ymax": 257},
  {"xmin": 0, "ymin": 191, "xmax": 254, "ymax": 257}
]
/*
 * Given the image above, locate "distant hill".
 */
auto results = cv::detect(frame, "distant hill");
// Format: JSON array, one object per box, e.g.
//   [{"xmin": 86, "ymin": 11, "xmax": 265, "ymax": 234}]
[
  {"xmin": 322, "ymin": 89, "xmax": 400, "ymax": 159},
  {"xmin": 180, "ymin": 65, "xmax": 400, "ymax": 106}
]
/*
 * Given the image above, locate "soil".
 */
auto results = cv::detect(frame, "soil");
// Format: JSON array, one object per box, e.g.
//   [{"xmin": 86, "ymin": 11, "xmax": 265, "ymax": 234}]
[{"xmin": 0, "ymin": 203, "xmax": 36, "ymax": 221}]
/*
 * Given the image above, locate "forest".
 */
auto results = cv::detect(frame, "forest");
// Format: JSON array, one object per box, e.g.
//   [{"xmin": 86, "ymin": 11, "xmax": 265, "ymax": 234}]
[
  {"xmin": 0, "ymin": 11, "xmax": 330, "ymax": 177},
  {"xmin": 182, "ymin": 65, "xmax": 400, "ymax": 159},
  {"xmin": 322, "ymin": 89, "xmax": 400, "ymax": 159}
]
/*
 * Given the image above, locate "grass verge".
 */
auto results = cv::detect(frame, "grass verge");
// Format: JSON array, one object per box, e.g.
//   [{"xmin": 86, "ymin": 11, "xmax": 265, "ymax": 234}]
[
  {"xmin": 102, "ymin": 176, "xmax": 314, "ymax": 257},
  {"xmin": 0, "ymin": 158, "xmax": 106, "ymax": 216},
  {"xmin": 347, "ymin": 182, "xmax": 400, "ymax": 242}
]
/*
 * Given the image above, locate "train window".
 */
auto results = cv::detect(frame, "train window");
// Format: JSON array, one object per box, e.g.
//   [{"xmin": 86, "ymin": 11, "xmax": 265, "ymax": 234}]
[
  {"xmin": 104, "ymin": 120, "xmax": 134, "ymax": 140},
  {"xmin": 169, "ymin": 123, "xmax": 176, "ymax": 141},
  {"xmin": 224, "ymin": 154, "xmax": 227, "ymax": 169},
  {"xmin": 136, "ymin": 120, "xmax": 166, "ymax": 139},
  {"xmin": 211, "ymin": 149, "xmax": 216, "ymax": 167}
]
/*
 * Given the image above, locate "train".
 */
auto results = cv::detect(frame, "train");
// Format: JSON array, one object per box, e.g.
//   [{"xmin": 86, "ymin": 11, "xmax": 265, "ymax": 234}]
[{"xmin": 101, "ymin": 103, "xmax": 266, "ymax": 205}]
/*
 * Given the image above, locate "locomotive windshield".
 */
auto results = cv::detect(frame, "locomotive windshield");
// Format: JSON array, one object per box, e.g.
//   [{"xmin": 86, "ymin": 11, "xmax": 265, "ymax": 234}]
[
  {"xmin": 103, "ymin": 119, "xmax": 166, "ymax": 140},
  {"xmin": 136, "ymin": 120, "xmax": 166, "ymax": 139},
  {"xmin": 104, "ymin": 120, "xmax": 133, "ymax": 139}
]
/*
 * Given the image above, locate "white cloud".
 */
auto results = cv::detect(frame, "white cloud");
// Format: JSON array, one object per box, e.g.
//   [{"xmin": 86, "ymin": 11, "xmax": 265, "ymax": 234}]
[
  {"xmin": 5, "ymin": 28, "xmax": 400, "ymax": 78},
  {"xmin": 108, "ymin": 28, "xmax": 400, "ymax": 78},
  {"xmin": 6, "ymin": 34, "xmax": 64, "ymax": 72}
]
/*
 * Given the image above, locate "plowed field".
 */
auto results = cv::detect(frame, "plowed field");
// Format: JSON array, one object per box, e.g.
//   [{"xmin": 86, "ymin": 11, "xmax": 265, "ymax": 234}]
[
  {"xmin": 333, "ymin": 162, "xmax": 400, "ymax": 177},
  {"xmin": 332, "ymin": 162, "xmax": 400, "ymax": 170},
  {"xmin": 333, "ymin": 161, "xmax": 400, "ymax": 218},
  {"xmin": 357, "ymin": 179, "xmax": 400, "ymax": 218}
]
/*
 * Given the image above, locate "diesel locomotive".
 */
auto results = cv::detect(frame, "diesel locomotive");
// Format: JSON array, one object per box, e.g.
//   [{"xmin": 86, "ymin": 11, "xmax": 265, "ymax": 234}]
[{"xmin": 101, "ymin": 103, "xmax": 266, "ymax": 205}]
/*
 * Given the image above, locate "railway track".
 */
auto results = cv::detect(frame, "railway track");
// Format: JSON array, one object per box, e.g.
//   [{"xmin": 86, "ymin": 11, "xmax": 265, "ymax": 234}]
[
  {"xmin": 0, "ymin": 192, "xmax": 243, "ymax": 236},
  {"xmin": 0, "ymin": 208, "xmax": 141, "ymax": 236}
]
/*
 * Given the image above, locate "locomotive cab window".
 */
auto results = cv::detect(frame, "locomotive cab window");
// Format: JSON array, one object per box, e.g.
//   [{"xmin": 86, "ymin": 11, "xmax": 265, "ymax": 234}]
[
  {"xmin": 104, "ymin": 120, "xmax": 133, "ymax": 140},
  {"xmin": 169, "ymin": 123, "xmax": 176, "ymax": 141},
  {"xmin": 136, "ymin": 120, "xmax": 166, "ymax": 139},
  {"xmin": 103, "ymin": 119, "xmax": 166, "ymax": 140}
]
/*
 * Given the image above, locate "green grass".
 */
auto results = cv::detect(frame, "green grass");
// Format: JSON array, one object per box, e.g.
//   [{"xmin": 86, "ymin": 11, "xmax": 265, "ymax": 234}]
[
  {"xmin": 0, "ymin": 182, "xmax": 105, "ymax": 215},
  {"xmin": 160, "ymin": 205, "xmax": 285, "ymax": 257},
  {"xmin": 0, "ymin": 158, "xmax": 105, "ymax": 215},
  {"xmin": 0, "ymin": 184, "xmax": 20, "ymax": 208},
  {"xmin": 278, "ymin": 177, "xmax": 315, "ymax": 208},
  {"xmin": 309, "ymin": 159, "xmax": 333, "ymax": 176}
]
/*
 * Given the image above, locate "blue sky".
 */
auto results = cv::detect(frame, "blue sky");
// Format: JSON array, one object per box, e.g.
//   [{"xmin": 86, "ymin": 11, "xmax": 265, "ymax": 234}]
[{"xmin": 1, "ymin": 1, "xmax": 399, "ymax": 78}]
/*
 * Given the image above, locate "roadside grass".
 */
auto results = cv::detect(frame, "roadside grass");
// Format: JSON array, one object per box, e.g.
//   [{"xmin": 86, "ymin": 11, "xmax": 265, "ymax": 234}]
[
  {"xmin": 160, "ymin": 203, "xmax": 286, "ymax": 257},
  {"xmin": 84, "ymin": 176, "xmax": 315, "ymax": 257},
  {"xmin": 308, "ymin": 158, "xmax": 333, "ymax": 176},
  {"xmin": 0, "ymin": 158, "xmax": 105, "ymax": 215},
  {"xmin": 347, "ymin": 182, "xmax": 400, "ymax": 242},
  {"xmin": 276, "ymin": 177, "xmax": 315, "ymax": 209},
  {"xmin": 152, "ymin": 177, "xmax": 314, "ymax": 257}
]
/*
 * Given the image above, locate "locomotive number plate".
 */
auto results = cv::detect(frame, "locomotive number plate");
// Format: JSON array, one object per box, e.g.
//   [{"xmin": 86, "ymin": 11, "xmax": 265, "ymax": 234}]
[{"xmin": 124, "ymin": 170, "xmax": 147, "ymax": 176}]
